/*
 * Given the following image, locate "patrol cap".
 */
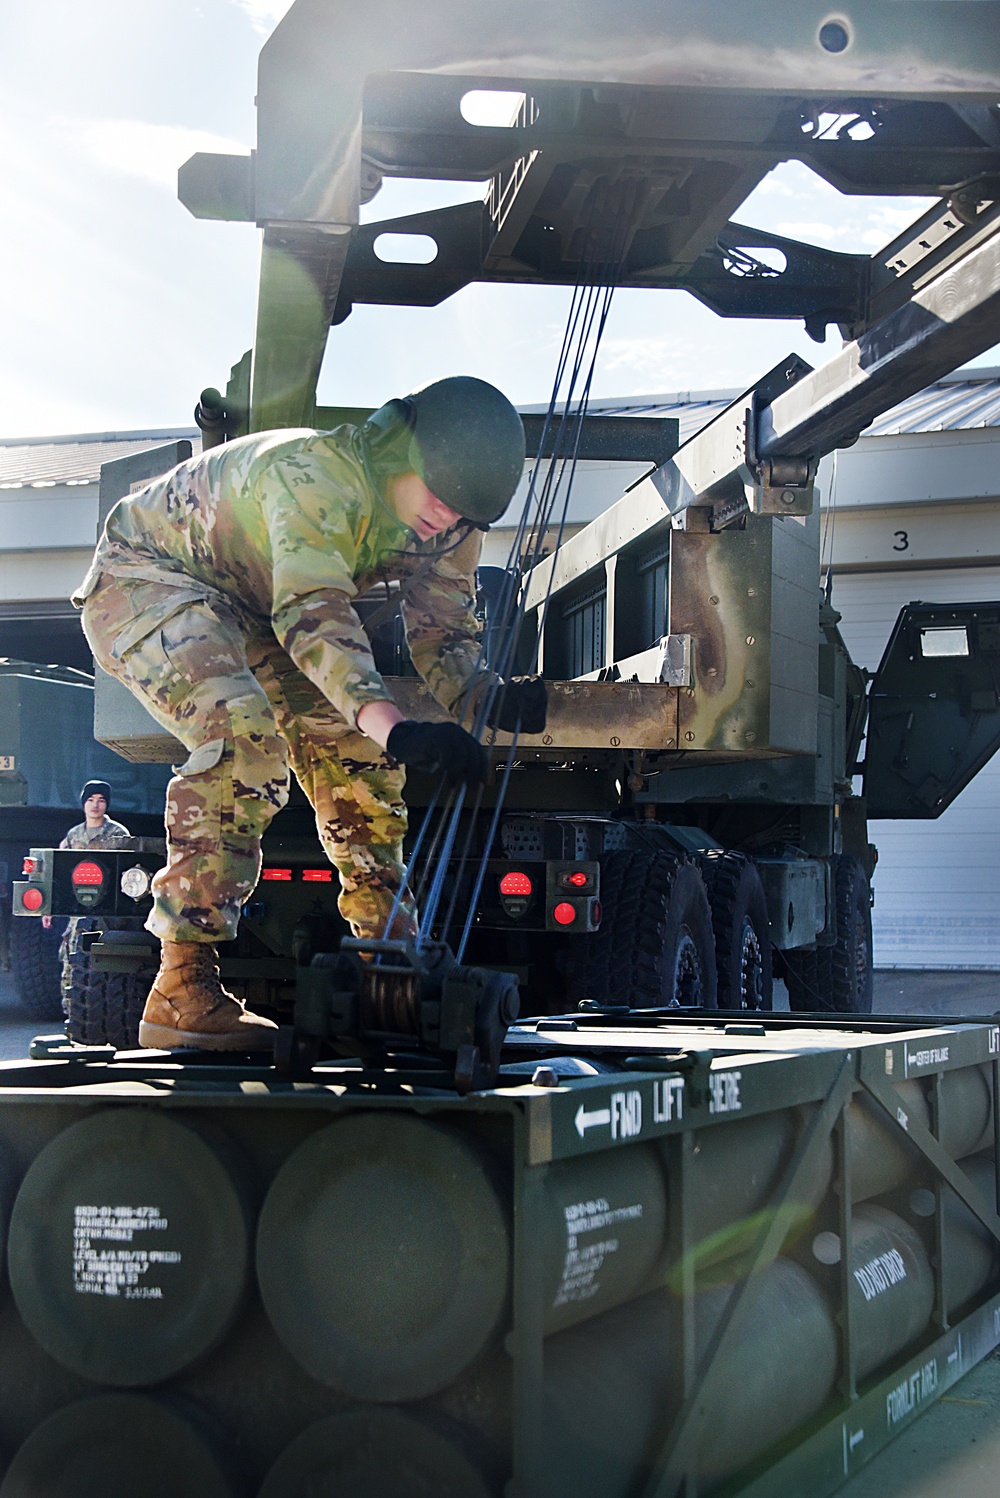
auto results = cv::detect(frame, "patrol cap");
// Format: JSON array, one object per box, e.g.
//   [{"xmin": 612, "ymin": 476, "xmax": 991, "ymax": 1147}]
[
  {"xmin": 364, "ymin": 377, "xmax": 526, "ymax": 528},
  {"xmin": 80, "ymin": 780, "xmax": 111, "ymax": 809}
]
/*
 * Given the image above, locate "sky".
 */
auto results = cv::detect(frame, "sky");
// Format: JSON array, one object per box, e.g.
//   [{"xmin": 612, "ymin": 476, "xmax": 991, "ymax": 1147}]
[{"xmin": 1, "ymin": 0, "xmax": 996, "ymax": 439}]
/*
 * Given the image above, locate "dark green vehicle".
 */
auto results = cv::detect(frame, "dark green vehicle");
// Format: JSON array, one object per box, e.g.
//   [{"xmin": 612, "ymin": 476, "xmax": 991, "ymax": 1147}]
[
  {"xmin": 15, "ymin": 0, "xmax": 1000, "ymax": 1032},
  {"xmin": 7, "ymin": 5, "xmax": 1000, "ymax": 1497},
  {"xmin": 0, "ymin": 660, "xmax": 169, "ymax": 1023}
]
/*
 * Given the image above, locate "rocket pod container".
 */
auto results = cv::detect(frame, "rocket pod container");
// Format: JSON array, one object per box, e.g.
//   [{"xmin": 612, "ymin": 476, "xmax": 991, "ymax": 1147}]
[
  {"xmin": 0, "ymin": 1394, "xmax": 239, "ymax": 1498},
  {"xmin": 538, "ymin": 1258, "xmax": 838, "ymax": 1497},
  {"xmin": 255, "ymin": 1112, "xmax": 667, "ymax": 1400},
  {"xmin": 7, "ymin": 1110, "xmax": 252, "ymax": 1386},
  {"xmin": 257, "ymin": 1407, "xmax": 499, "ymax": 1498},
  {"xmin": 0, "ymin": 1014, "xmax": 993, "ymax": 1495}
]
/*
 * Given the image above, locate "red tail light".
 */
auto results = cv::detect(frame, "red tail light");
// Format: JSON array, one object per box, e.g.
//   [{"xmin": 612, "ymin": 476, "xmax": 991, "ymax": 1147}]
[
  {"xmin": 22, "ymin": 857, "xmax": 36, "ymax": 875},
  {"xmin": 552, "ymin": 902, "xmax": 577, "ymax": 926},
  {"xmin": 302, "ymin": 868, "xmax": 333, "ymax": 883},
  {"xmin": 72, "ymin": 861, "xmax": 104, "ymax": 887},
  {"xmin": 261, "ymin": 868, "xmax": 292, "ymax": 882},
  {"xmin": 564, "ymin": 870, "xmax": 589, "ymax": 888},
  {"xmin": 21, "ymin": 887, "xmax": 44, "ymax": 911},
  {"xmin": 499, "ymin": 871, "xmax": 533, "ymax": 897}
]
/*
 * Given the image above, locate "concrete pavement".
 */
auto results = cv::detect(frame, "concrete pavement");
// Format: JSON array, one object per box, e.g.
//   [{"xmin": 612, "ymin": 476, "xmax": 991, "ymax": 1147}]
[{"xmin": 0, "ymin": 970, "xmax": 55, "ymax": 1059}]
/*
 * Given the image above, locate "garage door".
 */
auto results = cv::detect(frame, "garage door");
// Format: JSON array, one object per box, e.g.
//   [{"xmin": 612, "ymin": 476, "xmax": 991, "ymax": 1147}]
[{"xmin": 834, "ymin": 567, "xmax": 1000, "ymax": 969}]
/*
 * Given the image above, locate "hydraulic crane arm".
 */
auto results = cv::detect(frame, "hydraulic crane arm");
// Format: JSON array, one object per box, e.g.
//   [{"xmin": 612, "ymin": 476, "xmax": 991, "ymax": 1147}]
[{"xmin": 524, "ymin": 199, "xmax": 1000, "ymax": 607}]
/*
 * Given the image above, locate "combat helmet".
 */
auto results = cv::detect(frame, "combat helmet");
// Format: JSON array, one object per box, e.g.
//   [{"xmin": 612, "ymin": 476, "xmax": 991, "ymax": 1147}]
[{"xmin": 361, "ymin": 376, "xmax": 526, "ymax": 528}]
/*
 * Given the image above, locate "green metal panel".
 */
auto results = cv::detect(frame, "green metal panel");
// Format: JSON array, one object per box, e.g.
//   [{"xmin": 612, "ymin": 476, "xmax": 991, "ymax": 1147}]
[
  {"xmin": 0, "ymin": 667, "xmax": 170, "ymax": 815},
  {"xmin": 668, "ymin": 510, "xmax": 819, "ymax": 757},
  {"xmin": 0, "ymin": 1015, "xmax": 995, "ymax": 1493},
  {"xmin": 865, "ymin": 601, "xmax": 1000, "ymax": 819}
]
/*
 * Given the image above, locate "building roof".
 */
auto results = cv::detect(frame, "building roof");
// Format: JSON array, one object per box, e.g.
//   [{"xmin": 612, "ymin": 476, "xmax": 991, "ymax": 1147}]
[
  {"xmin": 1, "ymin": 365, "xmax": 999, "ymax": 488},
  {"xmin": 524, "ymin": 366, "xmax": 1000, "ymax": 446},
  {"xmin": 0, "ymin": 430, "xmax": 199, "ymax": 489}
]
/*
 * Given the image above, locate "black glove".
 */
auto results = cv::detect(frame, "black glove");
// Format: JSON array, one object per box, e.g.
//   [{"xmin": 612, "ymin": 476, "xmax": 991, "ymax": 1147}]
[
  {"xmin": 386, "ymin": 720, "xmax": 488, "ymax": 786},
  {"xmin": 486, "ymin": 676, "xmax": 548, "ymax": 735}
]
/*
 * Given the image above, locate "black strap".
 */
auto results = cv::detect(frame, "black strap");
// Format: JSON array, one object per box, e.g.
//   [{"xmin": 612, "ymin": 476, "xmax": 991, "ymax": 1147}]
[
  {"xmin": 362, "ymin": 554, "xmax": 440, "ymax": 635},
  {"xmin": 361, "ymin": 523, "xmax": 477, "ymax": 635}
]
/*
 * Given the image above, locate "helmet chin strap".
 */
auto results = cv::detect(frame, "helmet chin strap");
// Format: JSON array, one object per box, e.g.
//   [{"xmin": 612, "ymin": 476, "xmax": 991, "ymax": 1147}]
[{"xmin": 356, "ymin": 399, "xmax": 417, "ymax": 498}]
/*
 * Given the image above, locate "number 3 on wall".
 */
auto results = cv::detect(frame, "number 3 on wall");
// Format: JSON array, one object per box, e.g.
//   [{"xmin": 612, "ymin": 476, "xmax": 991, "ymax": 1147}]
[{"xmin": 893, "ymin": 531, "xmax": 909, "ymax": 552}]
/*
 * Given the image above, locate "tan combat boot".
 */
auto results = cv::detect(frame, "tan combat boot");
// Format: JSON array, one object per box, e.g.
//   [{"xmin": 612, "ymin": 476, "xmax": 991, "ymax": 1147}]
[{"xmin": 139, "ymin": 941, "xmax": 278, "ymax": 1052}]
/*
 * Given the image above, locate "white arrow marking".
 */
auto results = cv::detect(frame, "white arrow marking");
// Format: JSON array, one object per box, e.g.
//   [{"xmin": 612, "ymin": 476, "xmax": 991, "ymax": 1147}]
[
  {"xmin": 849, "ymin": 1430, "xmax": 865, "ymax": 1452},
  {"xmin": 575, "ymin": 1104, "xmax": 611, "ymax": 1138}
]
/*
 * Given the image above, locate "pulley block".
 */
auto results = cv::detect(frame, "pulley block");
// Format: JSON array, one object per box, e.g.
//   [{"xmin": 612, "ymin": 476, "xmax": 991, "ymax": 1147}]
[{"xmin": 287, "ymin": 938, "xmax": 520, "ymax": 1093}]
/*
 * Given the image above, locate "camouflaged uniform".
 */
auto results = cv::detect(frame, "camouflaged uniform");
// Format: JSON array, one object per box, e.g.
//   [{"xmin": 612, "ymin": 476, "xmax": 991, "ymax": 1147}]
[
  {"xmin": 60, "ymin": 817, "xmax": 133, "ymax": 852},
  {"xmin": 75, "ymin": 427, "xmax": 493, "ymax": 946}
]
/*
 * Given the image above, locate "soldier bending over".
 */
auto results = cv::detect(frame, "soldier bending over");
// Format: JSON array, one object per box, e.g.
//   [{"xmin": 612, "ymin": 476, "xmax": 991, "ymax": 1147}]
[{"xmin": 75, "ymin": 378, "xmax": 546, "ymax": 1051}]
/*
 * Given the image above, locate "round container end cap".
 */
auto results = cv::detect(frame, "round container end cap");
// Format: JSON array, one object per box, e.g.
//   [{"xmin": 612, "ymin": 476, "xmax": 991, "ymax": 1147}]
[
  {"xmin": 0, "ymin": 1395, "xmax": 238, "ymax": 1498},
  {"xmin": 8, "ymin": 1110, "xmax": 251, "ymax": 1385},
  {"xmin": 256, "ymin": 1113, "xmax": 510, "ymax": 1401},
  {"xmin": 258, "ymin": 1408, "xmax": 495, "ymax": 1498}
]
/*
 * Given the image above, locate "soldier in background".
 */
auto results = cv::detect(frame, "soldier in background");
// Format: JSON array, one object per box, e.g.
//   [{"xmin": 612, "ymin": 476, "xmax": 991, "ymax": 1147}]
[
  {"xmin": 75, "ymin": 377, "xmax": 546, "ymax": 1052},
  {"xmin": 59, "ymin": 781, "xmax": 131, "ymax": 856},
  {"xmin": 42, "ymin": 781, "xmax": 132, "ymax": 1010},
  {"xmin": 42, "ymin": 779, "xmax": 133, "ymax": 929}
]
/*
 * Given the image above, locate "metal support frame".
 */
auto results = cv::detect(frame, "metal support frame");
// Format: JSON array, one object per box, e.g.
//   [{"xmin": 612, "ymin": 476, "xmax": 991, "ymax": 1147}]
[
  {"xmin": 501, "ymin": 1011, "xmax": 1000, "ymax": 1498},
  {"xmin": 524, "ymin": 204, "xmax": 1000, "ymax": 623},
  {"xmin": 727, "ymin": 1042, "xmax": 1000, "ymax": 1498},
  {"xmin": 644, "ymin": 1056, "xmax": 855, "ymax": 1498},
  {"xmin": 7, "ymin": 1011, "xmax": 1000, "ymax": 1496},
  {"xmin": 332, "ymin": 202, "xmax": 869, "ymax": 331},
  {"xmin": 175, "ymin": 1, "xmax": 1000, "ymax": 430}
]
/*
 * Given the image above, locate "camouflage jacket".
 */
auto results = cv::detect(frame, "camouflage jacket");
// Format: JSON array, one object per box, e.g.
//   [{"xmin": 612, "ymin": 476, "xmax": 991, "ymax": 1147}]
[
  {"xmin": 60, "ymin": 817, "xmax": 132, "ymax": 851},
  {"xmin": 74, "ymin": 428, "xmax": 494, "ymax": 728}
]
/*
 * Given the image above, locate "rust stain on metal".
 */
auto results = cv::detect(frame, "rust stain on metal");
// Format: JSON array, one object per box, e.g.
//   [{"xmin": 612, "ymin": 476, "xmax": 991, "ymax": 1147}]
[{"xmin": 389, "ymin": 679, "xmax": 679, "ymax": 752}]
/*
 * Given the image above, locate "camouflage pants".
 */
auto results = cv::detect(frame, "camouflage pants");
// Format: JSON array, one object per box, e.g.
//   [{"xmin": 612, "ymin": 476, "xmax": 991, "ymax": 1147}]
[{"xmin": 82, "ymin": 574, "xmax": 416, "ymax": 945}]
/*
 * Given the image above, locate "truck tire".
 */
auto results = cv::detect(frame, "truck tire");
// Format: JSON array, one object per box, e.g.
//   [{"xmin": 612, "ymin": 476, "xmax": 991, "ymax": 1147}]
[
  {"xmin": 567, "ymin": 850, "xmax": 717, "ymax": 1009},
  {"xmin": 63, "ymin": 946, "xmax": 155, "ymax": 1049},
  {"xmin": 783, "ymin": 855, "xmax": 873, "ymax": 1014},
  {"xmin": 8, "ymin": 918, "xmax": 67, "ymax": 1023},
  {"xmin": 699, "ymin": 852, "xmax": 773, "ymax": 1011},
  {"xmin": 781, "ymin": 945, "xmax": 828, "ymax": 1013}
]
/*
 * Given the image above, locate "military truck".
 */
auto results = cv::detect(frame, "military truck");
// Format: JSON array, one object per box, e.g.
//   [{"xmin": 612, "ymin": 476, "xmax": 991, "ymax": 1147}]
[
  {"xmin": 7, "ymin": 6, "xmax": 1000, "ymax": 1496},
  {"xmin": 0, "ymin": 659, "xmax": 169, "ymax": 1021},
  {"xmin": 18, "ymin": 0, "xmax": 1000, "ymax": 1032}
]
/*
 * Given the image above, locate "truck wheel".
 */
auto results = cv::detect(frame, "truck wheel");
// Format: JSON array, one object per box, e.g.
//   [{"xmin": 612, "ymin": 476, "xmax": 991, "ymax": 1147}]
[
  {"xmin": 567, "ymin": 850, "xmax": 717, "ymax": 1009},
  {"xmin": 63, "ymin": 947, "xmax": 155, "ymax": 1049},
  {"xmin": 699, "ymin": 852, "xmax": 773, "ymax": 1010},
  {"xmin": 781, "ymin": 945, "xmax": 829, "ymax": 1012},
  {"xmin": 783, "ymin": 855, "xmax": 873, "ymax": 1014},
  {"xmin": 8, "ymin": 918, "xmax": 67, "ymax": 1022}
]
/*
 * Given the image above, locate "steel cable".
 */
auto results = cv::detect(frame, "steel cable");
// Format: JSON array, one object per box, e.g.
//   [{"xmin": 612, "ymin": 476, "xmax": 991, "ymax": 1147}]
[
  {"xmin": 380, "ymin": 177, "xmax": 638, "ymax": 957},
  {"xmin": 419, "ymin": 194, "xmax": 632, "ymax": 949}
]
